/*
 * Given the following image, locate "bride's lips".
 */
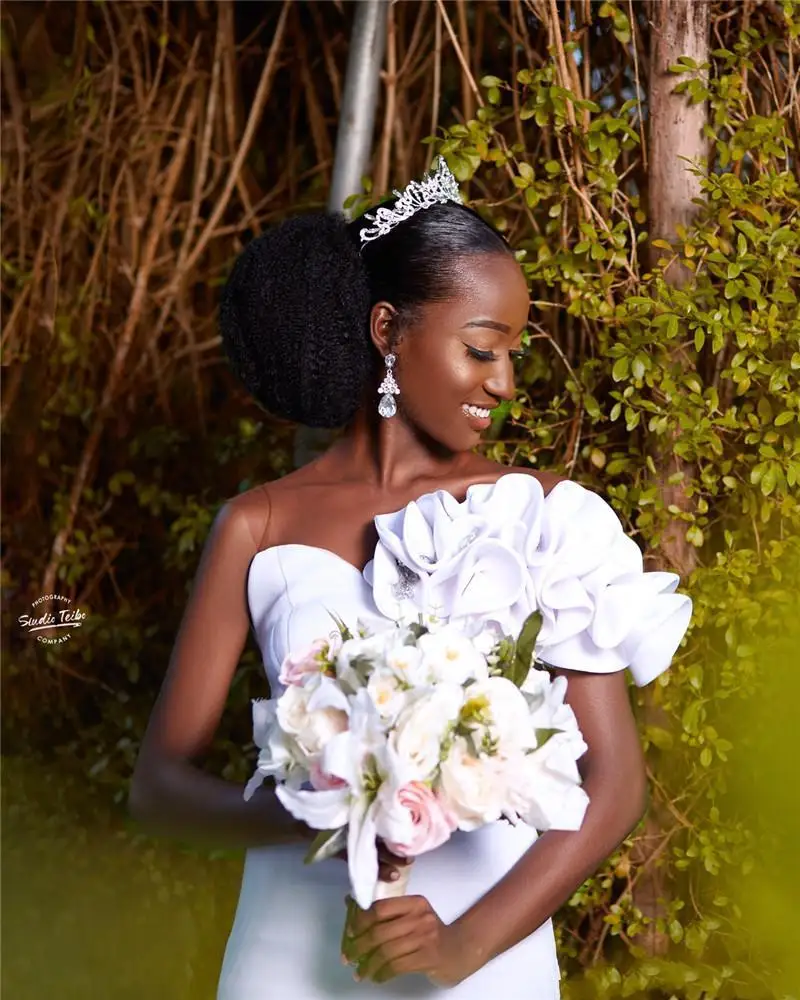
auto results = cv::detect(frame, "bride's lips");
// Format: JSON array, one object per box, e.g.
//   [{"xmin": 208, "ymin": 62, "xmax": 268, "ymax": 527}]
[{"xmin": 462, "ymin": 403, "xmax": 493, "ymax": 431}]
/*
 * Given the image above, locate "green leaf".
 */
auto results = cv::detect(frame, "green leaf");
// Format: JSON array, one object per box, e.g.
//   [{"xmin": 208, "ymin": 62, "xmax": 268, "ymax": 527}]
[
  {"xmin": 406, "ymin": 620, "xmax": 429, "ymax": 640},
  {"xmin": 645, "ymin": 726, "xmax": 674, "ymax": 751},
  {"xmin": 327, "ymin": 610, "xmax": 354, "ymax": 641},
  {"xmin": 510, "ymin": 611, "xmax": 543, "ymax": 688},
  {"xmin": 761, "ymin": 464, "xmax": 778, "ymax": 496},
  {"xmin": 612, "ymin": 357, "xmax": 629, "ymax": 382}
]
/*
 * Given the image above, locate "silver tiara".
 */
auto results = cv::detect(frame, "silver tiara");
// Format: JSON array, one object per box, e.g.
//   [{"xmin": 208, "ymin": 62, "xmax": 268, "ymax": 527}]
[{"xmin": 358, "ymin": 157, "xmax": 463, "ymax": 245}]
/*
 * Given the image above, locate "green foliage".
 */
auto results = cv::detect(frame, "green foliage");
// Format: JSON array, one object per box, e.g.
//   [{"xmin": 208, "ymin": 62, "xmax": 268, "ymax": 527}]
[{"xmin": 426, "ymin": 11, "xmax": 799, "ymax": 1000}]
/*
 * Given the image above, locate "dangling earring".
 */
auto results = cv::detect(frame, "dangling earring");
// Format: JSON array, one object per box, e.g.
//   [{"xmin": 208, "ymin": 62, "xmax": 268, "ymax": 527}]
[{"xmin": 377, "ymin": 353, "xmax": 400, "ymax": 419}]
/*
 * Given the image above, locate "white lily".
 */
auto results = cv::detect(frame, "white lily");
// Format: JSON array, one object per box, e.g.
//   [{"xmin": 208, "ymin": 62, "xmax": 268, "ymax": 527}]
[
  {"xmin": 507, "ymin": 730, "xmax": 589, "ymax": 831},
  {"xmin": 243, "ymin": 698, "xmax": 306, "ymax": 801},
  {"xmin": 280, "ymin": 689, "xmax": 389, "ymax": 910},
  {"xmin": 275, "ymin": 785, "xmax": 351, "ymax": 829}
]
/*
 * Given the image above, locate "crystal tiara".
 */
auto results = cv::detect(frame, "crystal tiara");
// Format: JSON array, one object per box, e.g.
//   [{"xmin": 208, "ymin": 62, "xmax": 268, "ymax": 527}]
[{"xmin": 358, "ymin": 157, "xmax": 463, "ymax": 245}]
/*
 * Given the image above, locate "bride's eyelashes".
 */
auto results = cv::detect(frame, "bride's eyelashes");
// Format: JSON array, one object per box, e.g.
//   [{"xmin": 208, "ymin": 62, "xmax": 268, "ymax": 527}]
[
  {"xmin": 464, "ymin": 344, "xmax": 528, "ymax": 363},
  {"xmin": 465, "ymin": 345, "xmax": 496, "ymax": 362}
]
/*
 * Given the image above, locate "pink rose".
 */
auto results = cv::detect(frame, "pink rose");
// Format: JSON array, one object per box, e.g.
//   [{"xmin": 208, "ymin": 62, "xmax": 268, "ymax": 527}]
[
  {"xmin": 383, "ymin": 782, "xmax": 458, "ymax": 858},
  {"xmin": 279, "ymin": 639, "xmax": 332, "ymax": 686},
  {"xmin": 309, "ymin": 759, "xmax": 348, "ymax": 791}
]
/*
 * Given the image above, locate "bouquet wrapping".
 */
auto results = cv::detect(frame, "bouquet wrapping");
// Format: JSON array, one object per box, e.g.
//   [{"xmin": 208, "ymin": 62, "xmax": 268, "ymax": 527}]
[{"xmin": 244, "ymin": 613, "xmax": 589, "ymax": 910}]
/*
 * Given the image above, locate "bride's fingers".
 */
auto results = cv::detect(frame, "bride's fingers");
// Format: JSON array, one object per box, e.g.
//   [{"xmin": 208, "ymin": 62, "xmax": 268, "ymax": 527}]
[
  {"xmin": 378, "ymin": 861, "xmax": 404, "ymax": 882},
  {"xmin": 377, "ymin": 844, "xmax": 413, "ymax": 866},
  {"xmin": 378, "ymin": 846, "xmax": 411, "ymax": 882},
  {"xmin": 334, "ymin": 845, "xmax": 412, "ymax": 881}
]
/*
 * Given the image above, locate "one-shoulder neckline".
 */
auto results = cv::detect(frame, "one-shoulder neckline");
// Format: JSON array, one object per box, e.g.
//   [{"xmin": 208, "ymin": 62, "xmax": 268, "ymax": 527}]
[{"xmin": 248, "ymin": 473, "xmax": 568, "ymax": 579}]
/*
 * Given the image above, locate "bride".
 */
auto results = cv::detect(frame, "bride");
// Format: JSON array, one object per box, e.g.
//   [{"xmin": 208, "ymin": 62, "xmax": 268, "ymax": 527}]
[{"xmin": 130, "ymin": 160, "xmax": 692, "ymax": 999}]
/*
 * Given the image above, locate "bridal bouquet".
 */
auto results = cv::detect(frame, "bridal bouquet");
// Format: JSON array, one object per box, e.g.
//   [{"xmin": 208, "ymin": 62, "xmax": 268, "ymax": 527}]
[{"xmin": 243, "ymin": 613, "xmax": 589, "ymax": 910}]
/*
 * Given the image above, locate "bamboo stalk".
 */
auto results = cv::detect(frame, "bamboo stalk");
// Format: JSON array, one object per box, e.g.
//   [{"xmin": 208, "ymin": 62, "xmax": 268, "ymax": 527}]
[
  {"xmin": 375, "ymin": 4, "xmax": 397, "ymax": 195},
  {"xmin": 429, "ymin": 3, "xmax": 442, "ymax": 166},
  {"xmin": 435, "ymin": 0, "xmax": 483, "ymax": 108},
  {"xmin": 40, "ymin": 96, "xmax": 200, "ymax": 599},
  {"xmin": 456, "ymin": 0, "xmax": 474, "ymax": 122},
  {"xmin": 1, "ymin": 51, "xmax": 28, "ymax": 273},
  {"xmin": 164, "ymin": 0, "xmax": 290, "ymax": 292},
  {"xmin": 295, "ymin": 3, "xmax": 333, "ymax": 170}
]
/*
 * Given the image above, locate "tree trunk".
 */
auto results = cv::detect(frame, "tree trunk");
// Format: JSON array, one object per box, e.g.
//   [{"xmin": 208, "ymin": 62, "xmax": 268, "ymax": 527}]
[
  {"xmin": 649, "ymin": 0, "xmax": 709, "ymax": 268},
  {"xmin": 632, "ymin": 0, "xmax": 709, "ymax": 957},
  {"xmin": 646, "ymin": 0, "xmax": 708, "ymax": 578}
]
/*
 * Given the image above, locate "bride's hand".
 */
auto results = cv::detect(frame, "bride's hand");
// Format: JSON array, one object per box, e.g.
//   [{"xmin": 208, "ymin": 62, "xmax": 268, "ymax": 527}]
[
  {"xmin": 337, "ymin": 838, "xmax": 413, "ymax": 884},
  {"xmin": 342, "ymin": 894, "xmax": 468, "ymax": 987}
]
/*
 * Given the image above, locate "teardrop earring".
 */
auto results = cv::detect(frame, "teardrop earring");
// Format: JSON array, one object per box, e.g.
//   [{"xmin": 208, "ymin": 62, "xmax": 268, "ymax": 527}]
[{"xmin": 377, "ymin": 353, "xmax": 399, "ymax": 419}]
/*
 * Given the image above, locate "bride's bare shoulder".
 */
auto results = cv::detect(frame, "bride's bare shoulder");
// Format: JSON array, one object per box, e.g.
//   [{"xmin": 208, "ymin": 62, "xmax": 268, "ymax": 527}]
[
  {"xmin": 223, "ymin": 462, "xmax": 329, "ymax": 550},
  {"xmin": 465, "ymin": 457, "xmax": 567, "ymax": 497}
]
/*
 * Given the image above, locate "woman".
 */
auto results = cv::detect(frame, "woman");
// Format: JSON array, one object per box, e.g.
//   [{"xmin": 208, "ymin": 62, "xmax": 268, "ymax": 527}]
[{"xmin": 130, "ymin": 159, "xmax": 692, "ymax": 999}]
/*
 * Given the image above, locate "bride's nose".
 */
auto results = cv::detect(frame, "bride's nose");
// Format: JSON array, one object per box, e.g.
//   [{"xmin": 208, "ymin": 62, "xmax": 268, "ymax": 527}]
[{"xmin": 484, "ymin": 357, "xmax": 515, "ymax": 402}]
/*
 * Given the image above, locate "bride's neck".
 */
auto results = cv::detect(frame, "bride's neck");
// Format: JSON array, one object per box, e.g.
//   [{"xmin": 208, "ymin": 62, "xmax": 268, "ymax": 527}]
[{"xmin": 333, "ymin": 405, "xmax": 463, "ymax": 491}]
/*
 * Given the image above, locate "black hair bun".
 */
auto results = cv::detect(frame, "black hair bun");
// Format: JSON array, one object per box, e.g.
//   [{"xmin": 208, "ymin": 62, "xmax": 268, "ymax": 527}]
[{"xmin": 219, "ymin": 213, "xmax": 373, "ymax": 428}]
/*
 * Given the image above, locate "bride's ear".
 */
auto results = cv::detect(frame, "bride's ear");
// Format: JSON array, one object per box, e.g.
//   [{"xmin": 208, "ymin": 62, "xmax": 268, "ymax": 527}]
[{"xmin": 369, "ymin": 302, "xmax": 399, "ymax": 357}]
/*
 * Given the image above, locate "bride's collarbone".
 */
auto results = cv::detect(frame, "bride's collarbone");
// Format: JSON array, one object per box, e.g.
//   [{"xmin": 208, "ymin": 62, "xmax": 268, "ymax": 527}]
[{"xmin": 257, "ymin": 464, "xmax": 561, "ymax": 568}]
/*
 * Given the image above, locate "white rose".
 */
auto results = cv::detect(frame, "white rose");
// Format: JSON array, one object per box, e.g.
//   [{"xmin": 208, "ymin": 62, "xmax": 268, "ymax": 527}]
[
  {"xmin": 439, "ymin": 736, "xmax": 508, "ymax": 831},
  {"xmin": 366, "ymin": 667, "xmax": 411, "ymax": 723},
  {"xmin": 462, "ymin": 676, "xmax": 533, "ymax": 752},
  {"xmin": 389, "ymin": 684, "xmax": 463, "ymax": 781},
  {"xmin": 384, "ymin": 641, "xmax": 428, "ymax": 686},
  {"xmin": 416, "ymin": 626, "xmax": 489, "ymax": 685},
  {"xmin": 276, "ymin": 678, "xmax": 349, "ymax": 759}
]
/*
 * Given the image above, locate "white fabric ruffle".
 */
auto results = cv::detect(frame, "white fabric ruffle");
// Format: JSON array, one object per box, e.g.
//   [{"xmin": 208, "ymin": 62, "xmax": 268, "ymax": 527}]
[{"xmin": 364, "ymin": 474, "xmax": 692, "ymax": 688}]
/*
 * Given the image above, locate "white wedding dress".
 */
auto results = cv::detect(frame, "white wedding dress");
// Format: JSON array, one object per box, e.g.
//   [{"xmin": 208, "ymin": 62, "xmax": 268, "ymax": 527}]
[{"xmin": 217, "ymin": 475, "xmax": 692, "ymax": 999}]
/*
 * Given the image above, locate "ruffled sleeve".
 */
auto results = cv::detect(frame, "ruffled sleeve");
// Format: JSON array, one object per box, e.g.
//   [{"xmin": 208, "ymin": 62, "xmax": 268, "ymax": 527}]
[
  {"xmin": 365, "ymin": 474, "xmax": 693, "ymax": 688},
  {"xmin": 531, "ymin": 481, "xmax": 693, "ymax": 687}
]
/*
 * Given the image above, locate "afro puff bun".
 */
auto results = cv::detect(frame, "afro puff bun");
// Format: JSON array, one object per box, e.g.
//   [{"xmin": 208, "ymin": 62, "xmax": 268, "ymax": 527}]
[{"xmin": 218, "ymin": 213, "xmax": 373, "ymax": 429}]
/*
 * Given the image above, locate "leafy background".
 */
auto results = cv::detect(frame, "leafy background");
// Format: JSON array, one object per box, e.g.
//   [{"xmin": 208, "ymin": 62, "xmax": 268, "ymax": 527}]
[{"xmin": 2, "ymin": 2, "xmax": 798, "ymax": 998}]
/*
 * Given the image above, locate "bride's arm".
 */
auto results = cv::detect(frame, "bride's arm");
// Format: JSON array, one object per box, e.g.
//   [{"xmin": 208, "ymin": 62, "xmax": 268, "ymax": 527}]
[
  {"xmin": 452, "ymin": 669, "xmax": 647, "ymax": 975},
  {"xmin": 129, "ymin": 499, "xmax": 308, "ymax": 850}
]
